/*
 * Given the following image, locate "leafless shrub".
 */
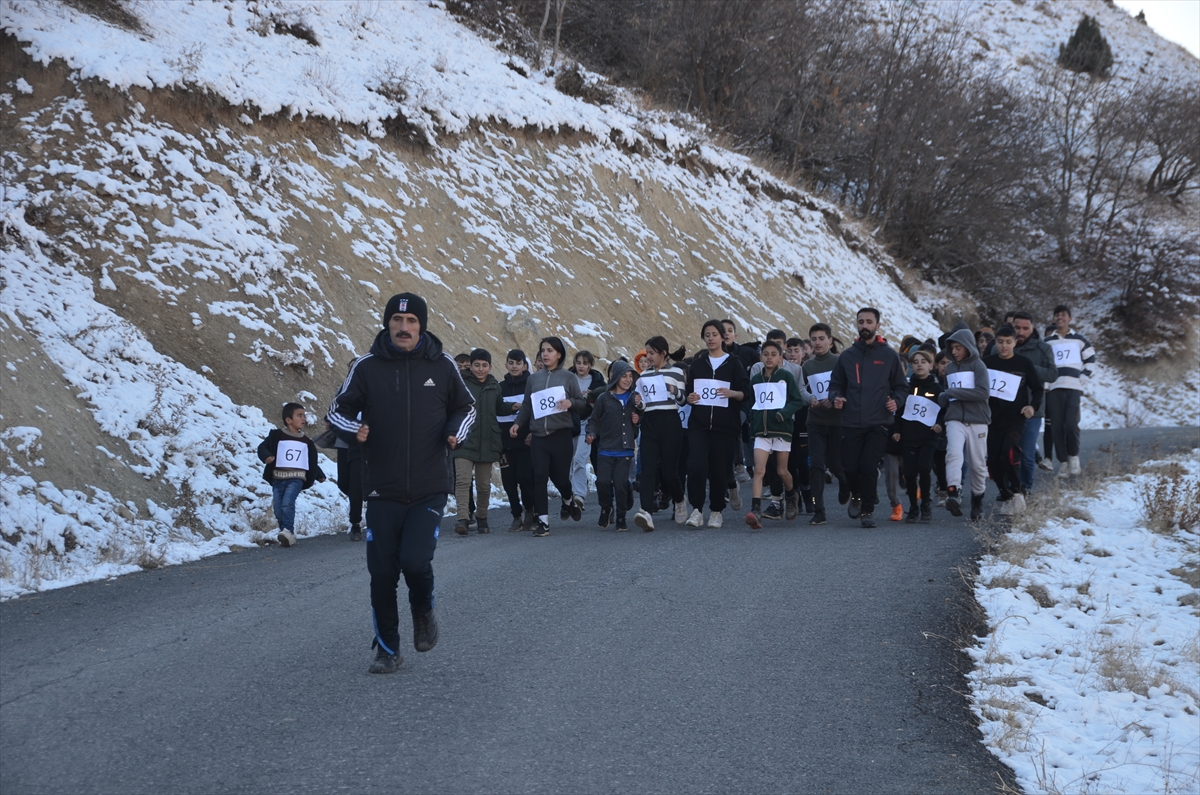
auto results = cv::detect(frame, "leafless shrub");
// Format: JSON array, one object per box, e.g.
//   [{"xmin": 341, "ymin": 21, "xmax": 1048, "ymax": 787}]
[
  {"xmin": 62, "ymin": 0, "xmax": 143, "ymax": 32},
  {"xmin": 554, "ymin": 63, "xmax": 615, "ymax": 105},
  {"xmin": 1139, "ymin": 463, "xmax": 1200, "ymax": 534}
]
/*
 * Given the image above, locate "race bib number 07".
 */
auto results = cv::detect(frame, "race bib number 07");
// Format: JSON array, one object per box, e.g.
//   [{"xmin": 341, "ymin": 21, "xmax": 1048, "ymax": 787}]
[
  {"xmin": 531, "ymin": 385, "xmax": 568, "ymax": 420},
  {"xmin": 903, "ymin": 395, "xmax": 940, "ymax": 428},
  {"xmin": 694, "ymin": 379, "xmax": 730, "ymax": 408},
  {"xmin": 753, "ymin": 382, "xmax": 787, "ymax": 409},
  {"xmin": 987, "ymin": 370, "xmax": 1022, "ymax": 403}
]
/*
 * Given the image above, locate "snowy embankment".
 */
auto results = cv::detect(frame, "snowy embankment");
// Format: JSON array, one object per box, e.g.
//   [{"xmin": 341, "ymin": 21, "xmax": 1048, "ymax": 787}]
[{"xmin": 968, "ymin": 452, "xmax": 1200, "ymax": 794}]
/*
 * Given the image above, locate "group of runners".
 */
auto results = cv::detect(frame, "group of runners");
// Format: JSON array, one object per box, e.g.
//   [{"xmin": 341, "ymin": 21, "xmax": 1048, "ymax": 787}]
[{"xmin": 259, "ymin": 291, "xmax": 1095, "ymax": 673}]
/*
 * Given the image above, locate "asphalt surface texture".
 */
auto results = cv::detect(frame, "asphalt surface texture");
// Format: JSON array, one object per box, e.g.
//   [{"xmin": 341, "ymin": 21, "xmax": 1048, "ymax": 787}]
[{"xmin": 2, "ymin": 426, "xmax": 1197, "ymax": 794}]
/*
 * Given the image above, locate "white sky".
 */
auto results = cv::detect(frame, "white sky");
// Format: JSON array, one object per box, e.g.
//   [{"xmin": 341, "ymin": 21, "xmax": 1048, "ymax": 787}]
[{"xmin": 1112, "ymin": 0, "xmax": 1200, "ymax": 58}]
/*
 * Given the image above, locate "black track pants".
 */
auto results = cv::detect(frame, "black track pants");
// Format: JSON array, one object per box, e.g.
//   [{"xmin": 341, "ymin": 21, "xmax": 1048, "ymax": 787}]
[
  {"xmin": 531, "ymin": 428, "xmax": 575, "ymax": 516},
  {"xmin": 639, "ymin": 411, "xmax": 684, "ymax": 512},
  {"xmin": 687, "ymin": 428, "xmax": 738, "ymax": 512},
  {"xmin": 840, "ymin": 425, "xmax": 889, "ymax": 513},
  {"xmin": 807, "ymin": 424, "xmax": 846, "ymax": 511},
  {"xmin": 366, "ymin": 494, "xmax": 444, "ymax": 656}
]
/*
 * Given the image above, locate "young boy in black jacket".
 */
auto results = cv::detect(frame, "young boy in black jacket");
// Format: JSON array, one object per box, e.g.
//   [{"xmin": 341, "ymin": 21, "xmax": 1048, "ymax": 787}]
[
  {"xmin": 893, "ymin": 350, "xmax": 944, "ymax": 523},
  {"xmin": 586, "ymin": 360, "xmax": 642, "ymax": 531},
  {"xmin": 257, "ymin": 402, "xmax": 327, "ymax": 547},
  {"xmin": 983, "ymin": 326, "xmax": 1044, "ymax": 515}
]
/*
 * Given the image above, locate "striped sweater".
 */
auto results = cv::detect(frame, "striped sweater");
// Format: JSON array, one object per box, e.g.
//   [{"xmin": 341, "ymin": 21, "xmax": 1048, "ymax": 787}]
[
  {"xmin": 637, "ymin": 364, "xmax": 687, "ymax": 412},
  {"xmin": 1044, "ymin": 329, "xmax": 1095, "ymax": 391}
]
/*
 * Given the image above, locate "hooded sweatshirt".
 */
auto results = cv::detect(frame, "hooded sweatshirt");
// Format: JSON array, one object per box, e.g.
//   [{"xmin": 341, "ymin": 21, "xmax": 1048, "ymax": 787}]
[
  {"xmin": 513, "ymin": 360, "xmax": 588, "ymax": 437},
  {"xmin": 686, "ymin": 349, "xmax": 750, "ymax": 434},
  {"xmin": 827, "ymin": 336, "xmax": 909, "ymax": 429},
  {"xmin": 587, "ymin": 360, "xmax": 641, "ymax": 454},
  {"xmin": 937, "ymin": 328, "xmax": 992, "ymax": 425}
]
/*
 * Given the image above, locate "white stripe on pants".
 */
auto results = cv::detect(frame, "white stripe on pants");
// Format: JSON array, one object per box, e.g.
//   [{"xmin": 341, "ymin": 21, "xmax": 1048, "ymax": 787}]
[{"xmin": 946, "ymin": 421, "xmax": 988, "ymax": 497}]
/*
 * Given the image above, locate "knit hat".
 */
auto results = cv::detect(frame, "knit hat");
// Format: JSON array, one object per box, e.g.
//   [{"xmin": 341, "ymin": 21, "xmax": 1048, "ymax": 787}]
[
  {"xmin": 470, "ymin": 348, "xmax": 492, "ymax": 364},
  {"xmin": 382, "ymin": 292, "xmax": 428, "ymax": 333}
]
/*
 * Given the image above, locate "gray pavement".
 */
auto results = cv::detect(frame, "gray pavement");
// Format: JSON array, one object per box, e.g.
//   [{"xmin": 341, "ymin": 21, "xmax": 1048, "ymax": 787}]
[{"xmin": 2, "ymin": 426, "xmax": 1196, "ymax": 794}]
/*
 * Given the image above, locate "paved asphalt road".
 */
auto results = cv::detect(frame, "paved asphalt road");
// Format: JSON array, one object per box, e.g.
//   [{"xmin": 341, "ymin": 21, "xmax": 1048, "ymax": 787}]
[{"xmin": 2, "ymin": 427, "xmax": 1196, "ymax": 794}]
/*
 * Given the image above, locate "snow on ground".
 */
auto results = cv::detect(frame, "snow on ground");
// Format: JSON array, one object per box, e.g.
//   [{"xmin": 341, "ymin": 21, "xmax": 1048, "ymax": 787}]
[{"xmin": 968, "ymin": 451, "xmax": 1200, "ymax": 794}]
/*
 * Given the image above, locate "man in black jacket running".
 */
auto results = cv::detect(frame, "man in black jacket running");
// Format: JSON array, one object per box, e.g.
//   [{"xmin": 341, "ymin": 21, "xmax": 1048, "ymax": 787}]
[
  {"xmin": 327, "ymin": 292, "xmax": 476, "ymax": 674},
  {"xmin": 828, "ymin": 307, "xmax": 909, "ymax": 528}
]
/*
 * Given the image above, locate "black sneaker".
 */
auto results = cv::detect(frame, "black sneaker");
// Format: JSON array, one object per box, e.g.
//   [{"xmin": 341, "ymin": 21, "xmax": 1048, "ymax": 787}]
[
  {"xmin": 615, "ymin": 513, "xmax": 628, "ymax": 532},
  {"xmin": 412, "ymin": 608, "xmax": 439, "ymax": 652},
  {"xmin": 860, "ymin": 510, "xmax": 876, "ymax": 528},
  {"xmin": 349, "ymin": 524, "xmax": 363, "ymax": 541},
  {"xmin": 560, "ymin": 501, "xmax": 571, "ymax": 520},
  {"xmin": 368, "ymin": 646, "xmax": 401, "ymax": 674},
  {"xmin": 906, "ymin": 508, "xmax": 920, "ymax": 524},
  {"xmin": 838, "ymin": 482, "xmax": 850, "ymax": 505},
  {"xmin": 921, "ymin": 504, "xmax": 933, "ymax": 523},
  {"xmin": 569, "ymin": 495, "xmax": 584, "ymax": 522},
  {"xmin": 848, "ymin": 496, "xmax": 862, "ymax": 519},
  {"xmin": 946, "ymin": 487, "xmax": 962, "ymax": 517},
  {"xmin": 762, "ymin": 502, "xmax": 784, "ymax": 520},
  {"xmin": 809, "ymin": 510, "xmax": 827, "ymax": 526},
  {"xmin": 970, "ymin": 493, "xmax": 984, "ymax": 521},
  {"xmin": 533, "ymin": 520, "xmax": 550, "ymax": 537},
  {"xmin": 802, "ymin": 490, "xmax": 815, "ymax": 514},
  {"xmin": 598, "ymin": 506, "xmax": 612, "ymax": 528}
]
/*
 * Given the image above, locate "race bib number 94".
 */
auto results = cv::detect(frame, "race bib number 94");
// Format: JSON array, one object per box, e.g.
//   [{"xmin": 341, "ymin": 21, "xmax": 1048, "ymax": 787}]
[
  {"xmin": 753, "ymin": 382, "xmax": 787, "ymax": 409},
  {"xmin": 987, "ymin": 370, "xmax": 1022, "ymax": 403},
  {"xmin": 275, "ymin": 440, "xmax": 310, "ymax": 470},
  {"xmin": 531, "ymin": 385, "xmax": 568, "ymax": 420},
  {"xmin": 694, "ymin": 379, "xmax": 730, "ymax": 408},
  {"xmin": 637, "ymin": 375, "xmax": 668, "ymax": 405}
]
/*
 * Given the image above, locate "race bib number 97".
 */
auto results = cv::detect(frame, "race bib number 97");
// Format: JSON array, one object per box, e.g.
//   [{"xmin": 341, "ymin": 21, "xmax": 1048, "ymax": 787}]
[
  {"xmin": 694, "ymin": 379, "xmax": 730, "ymax": 408},
  {"xmin": 531, "ymin": 385, "xmax": 568, "ymax": 420},
  {"xmin": 1049, "ymin": 341, "xmax": 1083, "ymax": 369}
]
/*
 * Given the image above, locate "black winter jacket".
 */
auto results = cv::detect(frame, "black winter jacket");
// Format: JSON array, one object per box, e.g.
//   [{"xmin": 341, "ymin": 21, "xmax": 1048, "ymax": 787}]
[
  {"xmin": 326, "ymin": 330, "xmax": 475, "ymax": 503},
  {"xmin": 828, "ymin": 336, "xmax": 909, "ymax": 429},
  {"xmin": 500, "ymin": 371, "xmax": 530, "ymax": 452},
  {"xmin": 257, "ymin": 429, "xmax": 327, "ymax": 489}
]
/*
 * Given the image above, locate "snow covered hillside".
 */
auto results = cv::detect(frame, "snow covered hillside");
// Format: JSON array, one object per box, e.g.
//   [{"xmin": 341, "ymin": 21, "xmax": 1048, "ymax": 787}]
[{"xmin": 0, "ymin": 0, "xmax": 1195, "ymax": 596}]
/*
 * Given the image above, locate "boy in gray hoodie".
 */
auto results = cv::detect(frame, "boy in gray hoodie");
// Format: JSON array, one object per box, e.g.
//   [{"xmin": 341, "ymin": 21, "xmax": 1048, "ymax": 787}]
[{"xmin": 937, "ymin": 328, "xmax": 991, "ymax": 520}]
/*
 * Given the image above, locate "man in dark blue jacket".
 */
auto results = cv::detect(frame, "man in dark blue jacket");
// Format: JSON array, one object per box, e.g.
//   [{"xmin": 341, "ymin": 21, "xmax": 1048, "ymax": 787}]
[
  {"xmin": 327, "ymin": 292, "xmax": 475, "ymax": 674},
  {"xmin": 829, "ymin": 307, "xmax": 909, "ymax": 528}
]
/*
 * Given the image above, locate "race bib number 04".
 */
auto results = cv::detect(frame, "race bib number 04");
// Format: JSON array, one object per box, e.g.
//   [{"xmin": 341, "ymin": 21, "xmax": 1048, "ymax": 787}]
[
  {"xmin": 903, "ymin": 395, "xmax": 940, "ymax": 428},
  {"xmin": 753, "ymin": 382, "xmax": 787, "ymax": 410},
  {"xmin": 637, "ymin": 375, "xmax": 668, "ymax": 405},
  {"xmin": 806, "ymin": 370, "xmax": 832, "ymax": 398},
  {"xmin": 1050, "ymin": 341, "xmax": 1083, "ymax": 369},
  {"xmin": 276, "ymin": 439, "xmax": 310, "ymax": 470},
  {"xmin": 988, "ymin": 370, "xmax": 1022, "ymax": 403},
  {"xmin": 694, "ymin": 379, "xmax": 730, "ymax": 408},
  {"xmin": 531, "ymin": 385, "xmax": 568, "ymax": 420}
]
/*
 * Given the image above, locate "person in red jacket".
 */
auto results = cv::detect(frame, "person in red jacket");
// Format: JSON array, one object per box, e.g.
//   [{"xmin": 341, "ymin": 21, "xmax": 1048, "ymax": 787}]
[{"xmin": 828, "ymin": 308, "xmax": 909, "ymax": 528}]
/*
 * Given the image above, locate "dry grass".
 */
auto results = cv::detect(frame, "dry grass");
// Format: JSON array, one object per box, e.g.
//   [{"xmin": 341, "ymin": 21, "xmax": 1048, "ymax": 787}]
[{"xmin": 1139, "ymin": 463, "xmax": 1200, "ymax": 535}]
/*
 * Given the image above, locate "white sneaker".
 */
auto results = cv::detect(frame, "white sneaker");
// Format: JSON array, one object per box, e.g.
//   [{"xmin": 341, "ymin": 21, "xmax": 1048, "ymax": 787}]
[
  {"xmin": 1068, "ymin": 455, "xmax": 1081, "ymax": 475},
  {"xmin": 278, "ymin": 530, "xmax": 297, "ymax": 547},
  {"xmin": 1037, "ymin": 457, "xmax": 1054, "ymax": 471},
  {"xmin": 634, "ymin": 510, "xmax": 655, "ymax": 532},
  {"xmin": 707, "ymin": 511, "xmax": 723, "ymax": 529},
  {"xmin": 997, "ymin": 500, "xmax": 1012, "ymax": 516},
  {"xmin": 728, "ymin": 487, "xmax": 743, "ymax": 511},
  {"xmin": 1011, "ymin": 493, "xmax": 1026, "ymax": 513},
  {"xmin": 735, "ymin": 464, "xmax": 751, "ymax": 484},
  {"xmin": 1057, "ymin": 463, "xmax": 1071, "ymax": 478},
  {"xmin": 674, "ymin": 501, "xmax": 688, "ymax": 524},
  {"xmin": 685, "ymin": 508, "xmax": 704, "ymax": 527}
]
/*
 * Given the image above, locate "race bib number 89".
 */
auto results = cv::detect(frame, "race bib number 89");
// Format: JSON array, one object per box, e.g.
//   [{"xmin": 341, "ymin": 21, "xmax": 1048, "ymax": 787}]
[{"xmin": 694, "ymin": 379, "xmax": 730, "ymax": 408}]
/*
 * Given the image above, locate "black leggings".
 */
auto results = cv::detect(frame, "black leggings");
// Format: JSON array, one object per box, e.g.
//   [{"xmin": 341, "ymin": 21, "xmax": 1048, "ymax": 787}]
[
  {"xmin": 639, "ymin": 410, "xmax": 685, "ymax": 512},
  {"xmin": 500, "ymin": 445, "xmax": 534, "ymax": 517},
  {"xmin": 531, "ymin": 429, "xmax": 575, "ymax": 517},
  {"xmin": 903, "ymin": 440, "xmax": 938, "ymax": 510},
  {"xmin": 687, "ymin": 428, "xmax": 738, "ymax": 512}
]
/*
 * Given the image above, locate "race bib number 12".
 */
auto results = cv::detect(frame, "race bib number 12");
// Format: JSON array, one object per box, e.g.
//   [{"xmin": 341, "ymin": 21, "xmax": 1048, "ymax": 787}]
[{"xmin": 988, "ymin": 370, "xmax": 1022, "ymax": 403}]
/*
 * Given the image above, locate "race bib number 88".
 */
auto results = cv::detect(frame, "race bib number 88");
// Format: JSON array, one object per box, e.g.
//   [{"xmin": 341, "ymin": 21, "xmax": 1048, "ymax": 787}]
[{"xmin": 531, "ymin": 385, "xmax": 567, "ymax": 420}]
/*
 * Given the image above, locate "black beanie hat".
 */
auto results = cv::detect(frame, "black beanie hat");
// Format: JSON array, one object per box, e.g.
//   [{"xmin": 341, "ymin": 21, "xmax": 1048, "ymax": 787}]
[
  {"xmin": 382, "ymin": 292, "xmax": 428, "ymax": 333},
  {"xmin": 470, "ymin": 348, "xmax": 492, "ymax": 364}
]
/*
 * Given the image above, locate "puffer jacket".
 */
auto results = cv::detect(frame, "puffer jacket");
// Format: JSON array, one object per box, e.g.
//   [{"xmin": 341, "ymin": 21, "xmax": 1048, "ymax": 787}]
[
  {"xmin": 513, "ymin": 364, "xmax": 587, "ymax": 437},
  {"xmin": 938, "ymin": 328, "xmax": 992, "ymax": 425},
  {"xmin": 454, "ymin": 373, "xmax": 506, "ymax": 463}
]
